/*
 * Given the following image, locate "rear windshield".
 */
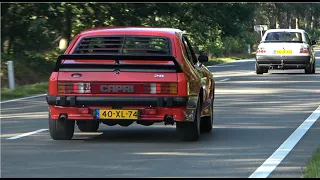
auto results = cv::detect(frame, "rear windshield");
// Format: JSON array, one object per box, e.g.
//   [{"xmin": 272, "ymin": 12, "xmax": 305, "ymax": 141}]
[
  {"xmin": 263, "ymin": 32, "xmax": 302, "ymax": 43},
  {"xmin": 73, "ymin": 36, "xmax": 171, "ymax": 55}
]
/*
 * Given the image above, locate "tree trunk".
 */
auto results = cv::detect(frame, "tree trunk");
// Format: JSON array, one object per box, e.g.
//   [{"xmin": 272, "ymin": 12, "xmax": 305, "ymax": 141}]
[
  {"xmin": 269, "ymin": 15, "xmax": 276, "ymax": 29},
  {"xmin": 276, "ymin": 8, "xmax": 285, "ymax": 28},
  {"xmin": 7, "ymin": 36, "xmax": 13, "ymax": 55},
  {"xmin": 313, "ymin": 16, "xmax": 320, "ymax": 29},
  {"xmin": 311, "ymin": 15, "xmax": 315, "ymax": 30},
  {"xmin": 304, "ymin": 16, "xmax": 308, "ymax": 30},
  {"xmin": 64, "ymin": 6, "xmax": 72, "ymax": 45},
  {"xmin": 93, "ymin": 5, "xmax": 104, "ymax": 27},
  {"xmin": 287, "ymin": 12, "xmax": 292, "ymax": 29},
  {"xmin": 1, "ymin": 4, "xmax": 9, "ymax": 53},
  {"xmin": 1, "ymin": 37, "xmax": 5, "ymax": 53},
  {"xmin": 296, "ymin": 17, "xmax": 300, "ymax": 29}
]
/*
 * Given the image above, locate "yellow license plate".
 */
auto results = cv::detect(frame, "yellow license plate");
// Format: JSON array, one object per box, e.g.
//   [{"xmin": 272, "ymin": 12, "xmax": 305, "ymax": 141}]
[
  {"xmin": 276, "ymin": 50, "xmax": 292, "ymax": 54},
  {"xmin": 96, "ymin": 109, "xmax": 139, "ymax": 120}
]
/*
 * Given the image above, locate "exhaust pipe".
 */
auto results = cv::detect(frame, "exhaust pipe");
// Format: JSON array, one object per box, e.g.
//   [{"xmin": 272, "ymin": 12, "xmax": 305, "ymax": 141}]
[
  {"xmin": 59, "ymin": 114, "xmax": 67, "ymax": 121},
  {"xmin": 164, "ymin": 115, "xmax": 174, "ymax": 125}
]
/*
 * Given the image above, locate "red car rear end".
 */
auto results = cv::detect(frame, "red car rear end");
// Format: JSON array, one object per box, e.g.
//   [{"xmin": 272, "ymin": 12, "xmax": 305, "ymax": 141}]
[{"xmin": 46, "ymin": 27, "xmax": 215, "ymax": 141}]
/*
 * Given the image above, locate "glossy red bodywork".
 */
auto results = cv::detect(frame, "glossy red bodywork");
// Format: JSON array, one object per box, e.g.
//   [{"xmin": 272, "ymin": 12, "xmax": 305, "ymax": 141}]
[{"xmin": 48, "ymin": 27, "xmax": 215, "ymax": 121}]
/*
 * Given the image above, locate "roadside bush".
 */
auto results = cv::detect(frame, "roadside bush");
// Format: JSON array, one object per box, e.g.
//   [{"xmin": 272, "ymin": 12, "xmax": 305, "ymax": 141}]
[
  {"xmin": 1, "ymin": 51, "xmax": 57, "ymax": 88},
  {"xmin": 307, "ymin": 28, "xmax": 320, "ymax": 41},
  {"xmin": 204, "ymin": 30, "xmax": 256, "ymax": 57},
  {"xmin": 207, "ymin": 38, "xmax": 225, "ymax": 58}
]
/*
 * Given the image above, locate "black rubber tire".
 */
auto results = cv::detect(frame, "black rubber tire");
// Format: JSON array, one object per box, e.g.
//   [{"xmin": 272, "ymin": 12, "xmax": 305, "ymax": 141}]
[
  {"xmin": 76, "ymin": 121, "xmax": 100, "ymax": 132},
  {"xmin": 305, "ymin": 62, "xmax": 313, "ymax": 74},
  {"xmin": 312, "ymin": 61, "xmax": 316, "ymax": 74},
  {"xmin": 255, "ymin": 63, "xmax": 263, "ymax": 74},
  {"xmin": 49, "ymin": 114, "xmax": 75, "ymax": 140},
  {"xmin": 176, "ymin": 99, "xmax": 201, "ymax": 141},
  {"xmin": 263, "ymin": 68, "xmax": 268, "ymax": 73},
  {"xmin": 200, "ymin": 98, "xmax": 213, "ymax": 133}
]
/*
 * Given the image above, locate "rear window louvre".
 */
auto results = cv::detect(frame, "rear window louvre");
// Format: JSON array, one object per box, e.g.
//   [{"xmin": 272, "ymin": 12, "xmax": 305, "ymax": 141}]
[{"xmin": 73, "ymin": 36, "xmax": 171, "ymax": 55}]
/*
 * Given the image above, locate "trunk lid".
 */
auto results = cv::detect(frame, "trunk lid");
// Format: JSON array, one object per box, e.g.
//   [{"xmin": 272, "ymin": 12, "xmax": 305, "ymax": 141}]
[{"xmin": 258, "ymin": 42, "xmax": 308, "ymax": 56}]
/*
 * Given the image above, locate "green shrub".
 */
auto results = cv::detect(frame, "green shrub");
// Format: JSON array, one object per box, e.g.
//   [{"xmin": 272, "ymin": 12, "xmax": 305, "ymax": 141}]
[
  {"xmin": 307, "ymin": 29, "xmax": 320, "ymax": 40},
  {"xmin": 1, "ymin": 51, "xmax": 57, "ymax": 88},
  {"xmin": 205, "ymin": 31, "xmax": 256, "ymax": 57}
]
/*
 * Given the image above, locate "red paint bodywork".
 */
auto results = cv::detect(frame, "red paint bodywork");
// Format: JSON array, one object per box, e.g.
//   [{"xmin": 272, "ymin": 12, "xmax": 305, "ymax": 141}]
[{"xmin": 48, "ymin": 27, "xmax": 215, "ymax": 122}]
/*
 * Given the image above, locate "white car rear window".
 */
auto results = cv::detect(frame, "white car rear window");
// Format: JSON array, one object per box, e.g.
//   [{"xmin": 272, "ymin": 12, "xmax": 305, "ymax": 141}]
[{"xmin": 264, "ymin": 32, "xmax": 302, "ymax": 43}]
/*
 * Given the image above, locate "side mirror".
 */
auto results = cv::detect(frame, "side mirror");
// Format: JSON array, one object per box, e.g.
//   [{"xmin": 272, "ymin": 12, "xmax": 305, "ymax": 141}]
[
  {"xmin": 311, "ymin": 40, "xmax": 317, "ymax": 45},
  {"xmin": 198, "ymin": 55, "xmax": 208, "ymax": 63}
]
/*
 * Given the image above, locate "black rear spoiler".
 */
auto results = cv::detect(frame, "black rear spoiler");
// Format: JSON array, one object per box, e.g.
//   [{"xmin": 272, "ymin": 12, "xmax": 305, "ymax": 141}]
[{"xmin": 54, "ymin": 54, "xmax": 182, "ymax": 72}]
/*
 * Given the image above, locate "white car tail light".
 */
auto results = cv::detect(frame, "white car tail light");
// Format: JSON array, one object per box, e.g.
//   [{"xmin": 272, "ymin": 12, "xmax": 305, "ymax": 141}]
[
  {"xmin": 300, "ymin": 47, "xmax": 309, "ymax": 54},
  {"xmin": 257, "ymin": 47, "xmax": 266, "ymax": 54}
]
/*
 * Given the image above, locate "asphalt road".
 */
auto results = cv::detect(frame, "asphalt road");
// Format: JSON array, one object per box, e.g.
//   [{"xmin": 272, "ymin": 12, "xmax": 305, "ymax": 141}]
[{"xmin": 1, "ymin": 53, "xmax": 320, "ymax": 178}]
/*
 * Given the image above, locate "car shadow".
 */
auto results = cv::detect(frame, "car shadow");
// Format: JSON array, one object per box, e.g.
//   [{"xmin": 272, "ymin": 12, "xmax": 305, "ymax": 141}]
[{"xmin": 72, "ymin": 126, "xmax": 214, "ymax": 144}]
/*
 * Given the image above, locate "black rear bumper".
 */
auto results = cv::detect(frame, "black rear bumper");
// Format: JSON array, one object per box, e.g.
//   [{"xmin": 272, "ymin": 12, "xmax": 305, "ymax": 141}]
[
  {"xmin": 46, "ymin": 95, "xmax": 191, "ymax": 108},
  {"xmin": 256, "ymin": 55, "xmax": 311, "ymax": 69}
]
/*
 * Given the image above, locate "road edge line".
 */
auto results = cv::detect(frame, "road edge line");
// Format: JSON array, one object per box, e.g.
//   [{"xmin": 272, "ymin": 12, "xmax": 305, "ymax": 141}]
[
  {"xmin": 207, "ymin": 58, "xmax": 255, "ymax": 67},
  {"xmin": 0, "ymin": 94, "xmax": 47, "ymax": 104},
  {"xmin": 249, "ymin": 105, "xmax": 320, "ymax": 178},
  {"xmin": 6, "ymin": 129, "xmax": 49, "ymax": 140}
]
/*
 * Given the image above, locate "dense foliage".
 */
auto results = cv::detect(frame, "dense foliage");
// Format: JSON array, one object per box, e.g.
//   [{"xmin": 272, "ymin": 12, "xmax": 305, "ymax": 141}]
[{"xmin": 1, "ymin": 3, "xmax": 320, "ymax": 86}]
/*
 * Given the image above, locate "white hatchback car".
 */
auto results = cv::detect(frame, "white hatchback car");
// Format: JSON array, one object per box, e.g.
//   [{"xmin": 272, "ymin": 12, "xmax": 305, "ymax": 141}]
[{"xmin": 255, "ymin": 29, "xmax": 316, "ymax": 74}]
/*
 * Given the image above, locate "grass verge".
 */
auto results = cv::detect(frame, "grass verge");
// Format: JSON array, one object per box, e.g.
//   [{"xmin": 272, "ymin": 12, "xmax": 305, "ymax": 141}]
[
  {"xmin": 1, "ymin": 82, "xmax": 48, "ymax": 101},
  {"xmin": 302, "ymin": 148, "xmax": 320, "ymax": 178},
  {"xmin": 203, "ymin": 53, "xmax": 255, "ymax": 66},
  {"xmin": 313, "ymin": 44, "xmax": 320, "ymax": 50}
]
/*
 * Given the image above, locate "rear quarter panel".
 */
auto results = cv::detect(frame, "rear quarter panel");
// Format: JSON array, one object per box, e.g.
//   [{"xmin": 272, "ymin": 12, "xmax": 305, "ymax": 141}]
[{"xmin": 171, "ymin": 34, "xmax": 210, "ymax": 98}]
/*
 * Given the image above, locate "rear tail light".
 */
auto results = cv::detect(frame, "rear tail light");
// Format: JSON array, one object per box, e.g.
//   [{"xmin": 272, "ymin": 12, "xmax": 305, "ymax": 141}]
[
  {"xmin": 58, "ymin": 82, "xmax": 91, "ymax": 94},
  {"xmin": 300, "ymin": 48, "xmax": 309, "ymax": 53},
  {"xmin": 144, "ymin": 83, "xmax": 177, "ymax": 94},
  {"xmin": 257, "ymin": 47, "xmax": 266, "ymax": 54}
]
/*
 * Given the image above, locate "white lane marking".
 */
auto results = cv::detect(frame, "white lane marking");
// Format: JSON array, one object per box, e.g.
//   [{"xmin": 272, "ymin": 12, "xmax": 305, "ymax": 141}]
[
  {"xmin": 219, "ymin": 78, "xmax": 230, "ymax": 82},
  {"xmin": 209, "ymin": 65, "xmax": 238, "ymax": 68},
  {"xmin": 207, "ymin": 58, "xmax": 255, "ymax": 67},
  {"xmin": 132, "ymin": 152, "xmax": 217, "ymax": 156},
  {"xmin": 6, "ymin": 129, "xmax": 48, "ymax": 140},
  {"xmin": 1, "ymin": 112, "xmax": 48, "ymax": 119},
  {"xmin": 0, "ymin": 94, "xmax": 47, "ymax": 104},
  {"xmin": 268, "ymin": 69, "xmax": 305, "ymax": 74},
  {"xmin": 213, "ymin": 71, "xmax": 255, "ymax": 78},
  {"xmin": 249, "ymin": 105, "xmax": 320, "ymax": 178}
]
